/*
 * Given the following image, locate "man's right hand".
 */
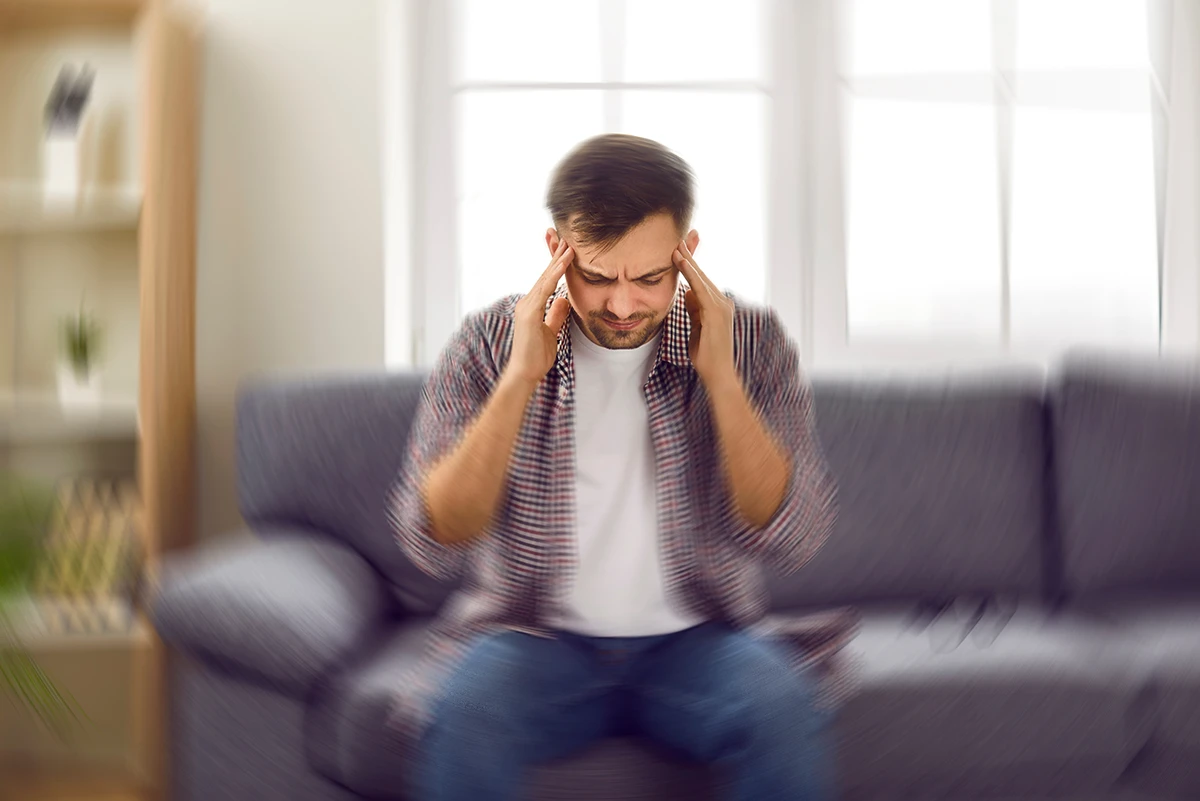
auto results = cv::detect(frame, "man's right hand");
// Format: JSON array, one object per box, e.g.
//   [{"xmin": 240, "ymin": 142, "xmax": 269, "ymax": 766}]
[
  {"xmin": 419, "ymin": 241, "xmax": 574, "ymax": 545},
  {"xmin": 506, "ymin": 240, "xmax": 573, "ymax": 388}
]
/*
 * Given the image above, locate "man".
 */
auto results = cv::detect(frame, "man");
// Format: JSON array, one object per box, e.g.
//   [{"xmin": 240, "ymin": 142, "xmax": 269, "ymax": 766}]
[{"xmin": 389, "ymin": 134, "xmax": 855, "ymax": 800}]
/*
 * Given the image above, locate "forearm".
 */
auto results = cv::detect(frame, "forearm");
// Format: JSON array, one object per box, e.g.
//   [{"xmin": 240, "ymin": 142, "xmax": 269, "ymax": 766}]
[
  {"xmin": 706, "ymin": 372, "xmax": 792, "ymax": 528},
  {"xmin": 423, "ymin": 370, "xmax": 538, "ymax": 545}
]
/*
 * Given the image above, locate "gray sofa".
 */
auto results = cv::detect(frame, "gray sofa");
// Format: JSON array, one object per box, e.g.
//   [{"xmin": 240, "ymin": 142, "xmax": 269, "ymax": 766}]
[{"xmin": 152, "ymin": 353, "xmax": 1200, "ymax": 800}]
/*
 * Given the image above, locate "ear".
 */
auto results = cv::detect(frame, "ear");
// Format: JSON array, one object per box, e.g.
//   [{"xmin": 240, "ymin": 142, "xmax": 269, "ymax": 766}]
[
  {"xmin": 546, "ymin": 228, "xmax": 561, "ymax": 256},
  {"xmin": 685, "ymin": 228, "xmax": 700, "ymax": 255}
]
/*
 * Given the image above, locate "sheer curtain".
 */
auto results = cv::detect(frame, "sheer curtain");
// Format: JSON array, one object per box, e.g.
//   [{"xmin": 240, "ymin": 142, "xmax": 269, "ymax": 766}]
[
  {"xmin": 407, "ymin": 0, "xmax": 776, "ymax": 365},
  {"xmin": 1160, "ymin": 0, "xmax": 1200, "ymax": 351},
  {"xmin": 805, "ymin": 0, "xmax": 1200, "ymax": 366},
  {"xmin": 388, "ymin": 0, "xmax": 1200, "ymax": 367}
]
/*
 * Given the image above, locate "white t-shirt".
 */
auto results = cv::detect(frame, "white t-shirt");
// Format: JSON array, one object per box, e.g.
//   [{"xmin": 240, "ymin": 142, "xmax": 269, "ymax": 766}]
[{"xmin": 552, "ymin": 318, "xmax": 704, "ymax": 637}]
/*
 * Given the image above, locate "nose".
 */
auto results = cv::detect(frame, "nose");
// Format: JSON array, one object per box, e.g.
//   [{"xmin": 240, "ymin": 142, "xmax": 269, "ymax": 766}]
[{"xmin": 607, "ymin": 281, "xmax": 635, "ymax": 319}]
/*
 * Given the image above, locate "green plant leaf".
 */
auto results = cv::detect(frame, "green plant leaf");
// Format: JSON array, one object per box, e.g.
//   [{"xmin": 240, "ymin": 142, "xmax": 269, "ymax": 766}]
[
  {"xmin": 0, "ymin": 646, "xmax": 86, "ymax": 737},
  {"xmin": 59, "ymin": 298, "xmax": 102, "ymax": 374},
  {"xmin": 0, "ymin": 473, "xmax": 85, "ymax": 738},
  {"xmin": 0, "ymin": 475, "xmax": 54, "ymax": 597}
]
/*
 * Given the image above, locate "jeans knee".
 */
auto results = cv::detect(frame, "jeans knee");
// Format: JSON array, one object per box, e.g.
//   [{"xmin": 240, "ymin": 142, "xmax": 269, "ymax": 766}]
[
  {"xmin": 742, "ymin": 664, "xmax": 826, "ymax": 739},
  {"xmin": 433, "ymin": 634, "xmax": 536, "ymax": 731}
]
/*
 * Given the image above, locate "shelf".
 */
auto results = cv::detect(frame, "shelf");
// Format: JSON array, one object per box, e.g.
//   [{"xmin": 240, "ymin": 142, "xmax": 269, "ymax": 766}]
[
  {"xmin": 0, "ymin": 0, "xmax": 144, "ymax": 29},
  {"xmin": 0, "ymin": 185, "xmax": 142, "ymax": 236},
  {"xmin": 0, "ymin": 391, "xmax": 138, "ymax": 444},
  {"xmin": 0, "ymin": 763, "xmax": 144, "ymax": 801},
  {"xmin": 10, "ymin": 599, "xmax": 153, "ymax": 652}
]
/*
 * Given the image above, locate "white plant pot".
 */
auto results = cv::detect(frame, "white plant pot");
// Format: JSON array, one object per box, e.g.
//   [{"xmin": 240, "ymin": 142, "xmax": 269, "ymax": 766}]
[
  {"xmin": 57, "ymin": 362, "xmax": 102, "ymax": 410},
  {"xmin": 44, "ymin": 130, "xmax": 81, "ymax": 206}
]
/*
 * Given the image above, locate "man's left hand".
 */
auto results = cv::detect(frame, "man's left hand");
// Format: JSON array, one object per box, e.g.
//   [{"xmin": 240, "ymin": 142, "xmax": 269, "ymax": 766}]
[{"xmin": 673, "ymin": 239, "xmax": 736, "ymax": 387}]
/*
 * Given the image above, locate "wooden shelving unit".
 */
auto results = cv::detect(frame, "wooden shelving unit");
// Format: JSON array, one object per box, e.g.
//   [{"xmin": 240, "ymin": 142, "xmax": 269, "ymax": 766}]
[
  {"xmin": 0, "ymin": 185, "xmax": 141, "ymax": 234},
  {"xmin": 0, "ymin": 391, "xmax": 139, "ymax": 443},
  {"xmin": 0, "ymin": 1, "xmax": 199, "ymax": 799}
]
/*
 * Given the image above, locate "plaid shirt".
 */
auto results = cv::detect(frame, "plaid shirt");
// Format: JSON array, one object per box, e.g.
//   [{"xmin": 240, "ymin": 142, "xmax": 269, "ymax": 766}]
[{"xmin": 387, "ymin": 286, "xmax": 859, "ymax": 749}]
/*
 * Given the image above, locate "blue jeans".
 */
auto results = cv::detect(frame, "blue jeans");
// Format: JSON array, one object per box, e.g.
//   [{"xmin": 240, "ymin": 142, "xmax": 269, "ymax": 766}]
[{"xmin": 418, "ymin": 622, "xmax": 833, "ymax": 800}]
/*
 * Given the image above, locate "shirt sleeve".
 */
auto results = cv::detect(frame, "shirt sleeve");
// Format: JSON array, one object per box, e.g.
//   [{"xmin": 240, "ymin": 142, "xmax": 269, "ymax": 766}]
[
  {"xmin": 722, "ymin": 308, "xmax": 839, "ymax": 576},
  {"xmin": 387, "ymin": 315, "xmax": 497, "ymax": 581}
]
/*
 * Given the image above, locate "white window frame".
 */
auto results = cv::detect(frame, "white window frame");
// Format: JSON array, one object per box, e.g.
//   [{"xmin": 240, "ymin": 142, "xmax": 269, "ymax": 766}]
[
  {"xmin": 388, "ymin": 0, "xmax": 1189, "ymax": 371},
  {"xmin": 808, "ymin": 0, "xmax": 1179, "ymax": 370},
  {"xmin": 398, "ymin": 0, "xmax": 806, "ymax": 367}
]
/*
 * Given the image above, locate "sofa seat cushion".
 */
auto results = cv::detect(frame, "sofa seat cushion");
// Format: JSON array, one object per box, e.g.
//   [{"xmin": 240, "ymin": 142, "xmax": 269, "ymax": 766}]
[
  {"xmin": 835, "ymin": 602, "xmax": 1149, "ymax": 798},
  {"xmin": 304, "ymin": 619, "xmax": 426, "ymax": 798},
  {"xmin": 844, "ymin": 794, "xmax": 1163, "ymax": 801},
  {"xmin": 1068, "ymin": 595, "xmax": 1200, "ymax": 797},
  {"xmin": 305, "ymin": 620, "xmax": 715, "ymax": 800},
  {"xmin": 306, "ymin": 602, "xmax": 1151, "ymax": 800}
]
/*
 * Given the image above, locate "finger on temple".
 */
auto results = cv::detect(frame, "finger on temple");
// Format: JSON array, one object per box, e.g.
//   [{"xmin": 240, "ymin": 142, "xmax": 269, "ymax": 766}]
[{"xmin": 532, "ymin": 246, "xmax": 571, "ymax": 298}]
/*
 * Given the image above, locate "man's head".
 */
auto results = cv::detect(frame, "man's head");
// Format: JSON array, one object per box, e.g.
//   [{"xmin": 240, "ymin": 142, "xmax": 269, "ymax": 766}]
[{"xmin": 545, "ymin": 134, "xmax": 699, "ymax": 349}]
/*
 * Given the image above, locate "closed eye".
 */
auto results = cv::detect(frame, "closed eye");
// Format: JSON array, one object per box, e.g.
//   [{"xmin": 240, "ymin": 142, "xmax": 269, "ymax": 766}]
[{"xmin": 578, "ymin": 271, "xmax": 668, "ymax": 286}]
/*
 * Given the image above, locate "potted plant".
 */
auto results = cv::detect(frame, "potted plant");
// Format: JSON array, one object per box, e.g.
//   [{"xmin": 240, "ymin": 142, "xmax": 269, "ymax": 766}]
[
  {"xmin": 58, "ymin": 301, "xmax": 102, "ymax": 409},
  {"xmin": 0, "ymin": 473, "xmax": 81, "ymax": 736}
]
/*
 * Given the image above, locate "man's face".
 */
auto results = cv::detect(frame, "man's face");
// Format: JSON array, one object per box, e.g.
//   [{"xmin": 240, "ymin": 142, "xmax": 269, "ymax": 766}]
[{"xmin": 546, "ymin": 213, "xmax": 700, "ymax": 350}]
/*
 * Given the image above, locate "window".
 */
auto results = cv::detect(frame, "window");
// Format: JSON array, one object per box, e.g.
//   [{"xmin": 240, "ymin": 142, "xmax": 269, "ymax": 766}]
[
  {"xmin": 410, "ymin": 0, "xmax": 780, "ymax": 363},
  {"xmin": 397, "ymin": 0, "xmax": 1177, "ymax": 368},
  {"xmin": 823, "ymin": 0, "xmax": 1164, "ymax": 362}
]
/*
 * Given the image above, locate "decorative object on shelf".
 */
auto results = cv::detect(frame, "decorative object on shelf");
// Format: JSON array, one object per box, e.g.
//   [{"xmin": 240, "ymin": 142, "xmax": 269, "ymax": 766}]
[
  {"xmin": 0, "ymin": 472, "xmax": 83, "ymax": 736},
  {"xmin": 31, "ymin": 475, "xmax": 142, "ymax": 637},
  {"xmin": 43, "ymin": 63, "xmax": 95, "ymax": 207},
  {"xmin": 57, "ymin": 298, "xmax": 103, "ymax": 410}
]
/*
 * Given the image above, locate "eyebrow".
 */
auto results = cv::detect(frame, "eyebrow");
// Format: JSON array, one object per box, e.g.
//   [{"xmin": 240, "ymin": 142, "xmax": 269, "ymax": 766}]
[{"xmin": 575, "ymin": 264, "xmax": 674, "ymax": 281}]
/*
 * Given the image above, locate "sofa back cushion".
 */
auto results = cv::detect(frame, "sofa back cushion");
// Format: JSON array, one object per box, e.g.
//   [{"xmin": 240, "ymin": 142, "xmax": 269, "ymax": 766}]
[
  {"xmin": 1053, "ymin": 353, "xmax": 1200, "ymax": 598},
  {"xmin": 236, "ymin": 372, "xmax": 458, "ymax": 614},
  {"xmin": 769, "ymin": 372, "xmax": 1051, "ymax": 608}
]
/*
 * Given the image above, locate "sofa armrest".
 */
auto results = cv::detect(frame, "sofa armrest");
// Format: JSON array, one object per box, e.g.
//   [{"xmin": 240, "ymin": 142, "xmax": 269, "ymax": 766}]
[{"xmin": 150, "ymin": 528, "xmax": 391, "ymax": 695}]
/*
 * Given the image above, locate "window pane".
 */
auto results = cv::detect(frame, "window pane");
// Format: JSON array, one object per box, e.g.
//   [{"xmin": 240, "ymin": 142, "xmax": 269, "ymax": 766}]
[
  {"xmin": 844, "ymin": 0, "xmax": 991, "ymax": 75},
  {"xmin": 457, "ymin": 91, "xmax": 604, "ymax": 314},
  {"xmin": 460, "ymin": 0, "xmax": 602, "ymax": 83},
  {"xmin": 845, "ymin": 97, "xmax": 1002, "ymax": 340},
  {"xmin": 624, "ymin": 0, "xmax": 767, "ymax": 83},
  {"xmin": 620, "ymin": 91, "xmax": 769, "ymax": 303},
  {"xmin": 1016, "ymin": 0, "xmax": 1150, "ymax": 70},
  {"xmin": 1009, "ymin": 105, "xmax": 1158, "ymax": 346}
]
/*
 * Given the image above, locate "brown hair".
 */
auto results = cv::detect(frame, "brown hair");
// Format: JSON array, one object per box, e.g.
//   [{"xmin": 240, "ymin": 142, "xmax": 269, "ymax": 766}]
[{"xmin": 546, "ymin": 134, "xmax": 695, "ymax": 252}]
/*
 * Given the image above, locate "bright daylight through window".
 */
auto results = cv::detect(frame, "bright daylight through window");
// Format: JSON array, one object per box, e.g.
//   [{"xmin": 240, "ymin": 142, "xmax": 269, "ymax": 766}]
[
  {"xmin": 841, "ymin": 0, "xmax": 1161, "ymax": 351},
  {"xmin": 454, "ymin": 0, "xmax": 770, "ymax": 316},
  {"xmin": 413, "ymin": 0, "xmax": 1167, "ymax": 365}
]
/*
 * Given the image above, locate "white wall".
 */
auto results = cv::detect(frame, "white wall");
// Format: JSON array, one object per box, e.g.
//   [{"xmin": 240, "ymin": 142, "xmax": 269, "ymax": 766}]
[{"xmin": 196, "ymin": 0, "xmax": 386, "ymax": 540}]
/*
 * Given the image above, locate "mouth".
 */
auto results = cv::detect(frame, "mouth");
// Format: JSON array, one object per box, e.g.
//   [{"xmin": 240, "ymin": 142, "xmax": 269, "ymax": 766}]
[{"xmin": 600, "ymin": 318, "xmax": 644, "ymax": 332}]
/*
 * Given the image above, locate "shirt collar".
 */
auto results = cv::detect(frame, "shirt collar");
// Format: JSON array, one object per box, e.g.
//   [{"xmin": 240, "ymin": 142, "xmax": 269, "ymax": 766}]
[{"xmin": 549, "ymin": 285, "xmax": 693, "ymax": 377}]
